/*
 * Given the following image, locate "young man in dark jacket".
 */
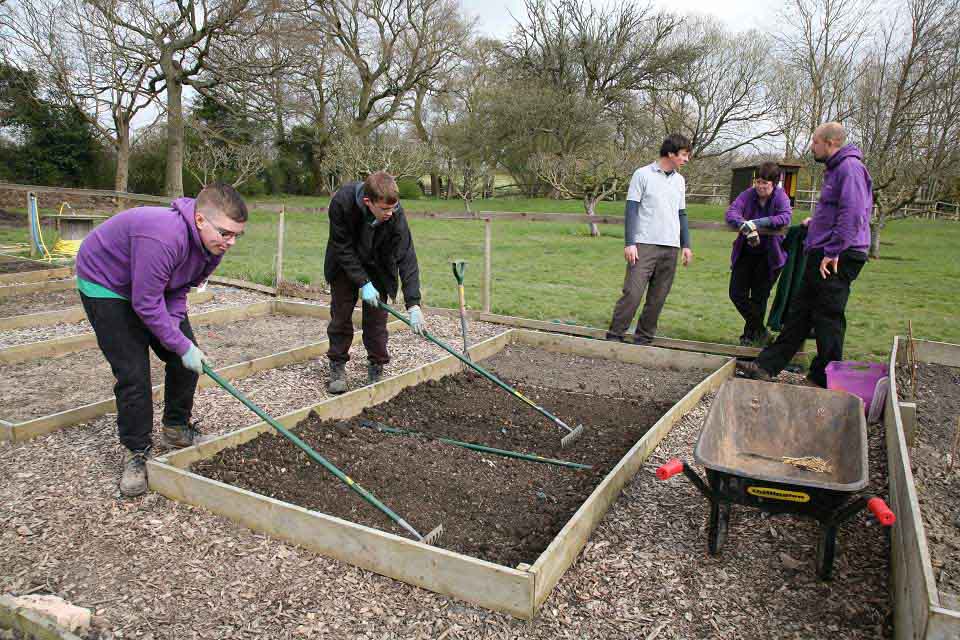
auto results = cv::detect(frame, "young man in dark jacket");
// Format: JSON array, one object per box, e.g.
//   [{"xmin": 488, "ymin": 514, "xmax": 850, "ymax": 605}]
[
  {"xmin": 725, "ymin": 161, "xmax": 793, "ymax": 346},
  {"xmin": 75, "ymin": 183, "xmax": 248, "ymax": 497},
  {"xmin": 324, "ymin": 171, "xmax": 424, "ymax": 394},
  {"xmin": 740, "ymin": 122, "xmax": 872, "ymax": 387}
]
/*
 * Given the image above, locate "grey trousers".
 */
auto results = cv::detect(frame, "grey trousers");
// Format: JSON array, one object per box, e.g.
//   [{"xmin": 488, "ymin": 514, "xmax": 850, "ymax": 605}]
[{"xmin": 608, "ymin": 244, "xmax": 679, "ymax": 343}]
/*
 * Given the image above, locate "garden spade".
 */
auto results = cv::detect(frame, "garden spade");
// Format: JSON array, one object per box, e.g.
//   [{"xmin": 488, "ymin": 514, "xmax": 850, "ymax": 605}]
[
  {"xmin": 202, "ymin": 364, "xmax": 444, "ymax": 545},
  {"xmin": 451, "ymin": 260, "xmax": 470, "ymax": 358},
  {"xmin": 379, "ymin": 301, "xmax": 586, "ymax": 448}
]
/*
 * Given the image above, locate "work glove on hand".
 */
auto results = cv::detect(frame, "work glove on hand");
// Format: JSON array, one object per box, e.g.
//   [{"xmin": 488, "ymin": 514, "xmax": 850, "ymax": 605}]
[
  {"xmin": 408, "ymin": 305, "xmax": 426, "ymax": 335},
  {"xmin": 360, "ymin": 282, "xmax": 380, "ymax": 306},
  {"xmin": 181, "ymin": 344, "xmax": 209, "ymax": 375},
  {"xmin": 739, "ymin": 220, "xmax": 761, "ymax": 247}
]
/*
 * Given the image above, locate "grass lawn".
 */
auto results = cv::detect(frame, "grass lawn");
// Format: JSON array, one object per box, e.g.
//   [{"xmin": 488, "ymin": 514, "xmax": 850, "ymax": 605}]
[
  {"xmin": 3, "ymin": 196, "xmax": 956, "ymax": 361},
  {"xmin": 221, "ymin": 194, "xmax": 959, "ymax": 361}
]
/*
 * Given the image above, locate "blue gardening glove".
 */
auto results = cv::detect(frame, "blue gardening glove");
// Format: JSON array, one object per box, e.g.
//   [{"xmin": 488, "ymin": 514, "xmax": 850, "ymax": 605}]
[
  {"xmin": 409, "ymin": 305, "xmax": 426, "ymax": 335},
  {"xmin": 360, "ymin": 282, "xmax": 380, "ymax": 306},
  {"xmin": 181, "ymin": 344, "xmax": 208, "ymax": 375}
]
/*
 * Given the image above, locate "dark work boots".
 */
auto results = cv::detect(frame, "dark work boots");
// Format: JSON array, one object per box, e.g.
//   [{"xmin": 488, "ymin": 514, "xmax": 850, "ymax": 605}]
[
  {"xmin": 120, "ymin": 447, "xmax": 150, "ymax": 497},
  {"xmin": 327, "ymin": 361, "xmax": 347, "ymax": 394}
]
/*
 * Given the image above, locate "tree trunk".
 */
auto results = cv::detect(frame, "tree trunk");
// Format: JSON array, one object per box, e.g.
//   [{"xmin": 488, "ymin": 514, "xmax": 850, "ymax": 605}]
[
  {"xmin": 585, "ymin": 197, "xmax": 600, "ymax": 237},
  {"xmin": 114, "ymin": 127, "xmax": 131, "ymax": 212},
  {"xmin": 430, "ymin": 173, "xmax": 440, "ymax": 198},
  {"xmin": 163, "ymin": 58, "xmax": 185, "ymax": 198},
  {"xmin": 869, "ymin": 221, "xmax": 882, "ymax": 259}
]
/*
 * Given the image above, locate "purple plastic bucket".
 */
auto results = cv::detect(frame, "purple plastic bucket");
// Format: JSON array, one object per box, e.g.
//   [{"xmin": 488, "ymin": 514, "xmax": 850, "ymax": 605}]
[{"xmin": 825, "ymin": 361, "xmax": 887, "ymax": 413}]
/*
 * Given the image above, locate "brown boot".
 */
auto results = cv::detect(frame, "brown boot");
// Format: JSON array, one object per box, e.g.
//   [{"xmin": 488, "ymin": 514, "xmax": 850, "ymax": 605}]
[
  {"xmin": 162, "ymin": 422, "xmax": 204, "ymax": 448},
  {"xmin": 327, "ymin": 361, "xmax": 347, "ymax": 394},
  {"xmin": 737, "ymin": 360, "xmax": 773, "ymax": 382},
  {"xmin": 119, "ymin": 447, "xmax": 150, "ymax": 497}
]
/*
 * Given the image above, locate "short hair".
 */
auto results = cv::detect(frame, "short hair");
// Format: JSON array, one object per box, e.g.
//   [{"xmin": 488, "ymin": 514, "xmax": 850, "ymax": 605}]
[
  {"xmin": 196, "ymin": 182, "xmax": 248, "ymax": 222},
  {"xmin": 756, "ymin": 162, "xmax": 781, "ymax": 183},
  {"xmin": 660, "ymin": 134, "xmax": 692, "ymax": 157},
  {"xmin": 364, "ymin": 171, "xmax": 400, "ymax": 205},
  {"xmin": 815, "ymin": 122, "xmax": 847, "ymax": 145}
]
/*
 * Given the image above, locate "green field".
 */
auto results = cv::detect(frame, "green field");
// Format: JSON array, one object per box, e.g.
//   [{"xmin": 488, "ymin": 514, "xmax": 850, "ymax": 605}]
[
  {"xmin": 4, "ymin": 196, "xmax": 957, "ymax": 361},
  {"xmin": 216, "ymin": 195, "xmax": 960, "ymax": 361}
]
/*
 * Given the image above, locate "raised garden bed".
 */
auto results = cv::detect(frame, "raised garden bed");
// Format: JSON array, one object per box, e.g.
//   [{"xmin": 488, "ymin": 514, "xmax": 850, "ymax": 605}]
[
  {"xmin": 0, "ymin": 301, "xmax": 373, "ymax": 443},
  {"xmin": 0, "ymin": 263, "xmax": 72, "ymax": 284},
  {"xmin": 148, "ymin": 330, "xmax": 732, "ymax": 618},
  {"xmin": 886, "ymin": 337, "xmax": 960, "ymax": 638}
]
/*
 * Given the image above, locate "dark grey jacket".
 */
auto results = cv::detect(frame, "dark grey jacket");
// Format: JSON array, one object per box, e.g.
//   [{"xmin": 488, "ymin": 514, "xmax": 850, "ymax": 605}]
[{"xmin": 323, "ymin": 182, "xmax": 421, "ymax": 308}]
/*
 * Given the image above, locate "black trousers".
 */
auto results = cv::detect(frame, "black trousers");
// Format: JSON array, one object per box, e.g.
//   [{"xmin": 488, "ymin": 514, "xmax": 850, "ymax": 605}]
[
  {"xmin": 81, "ymin": 294, "xmax": 199, "ymax": 451},
  {"xmin": 729, "ymin": 252, "xmax": 778, "ymax": 341},
  {"xmin": 756, "ymin": 248, "xmax": 867, "ymax": 387},
  {"xmin": 326, "ymin": 272, "xmax": 390, "ymax": 365}
]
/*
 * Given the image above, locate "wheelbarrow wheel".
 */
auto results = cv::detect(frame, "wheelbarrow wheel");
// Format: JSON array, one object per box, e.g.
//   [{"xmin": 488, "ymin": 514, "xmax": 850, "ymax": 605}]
[
  {"xmin": 816, "ymin": 525, "xmax": 838, "ymax": 581},
  {"xmin": 708, "ymin": 502, "xmax": 730, "ymax": 555}
]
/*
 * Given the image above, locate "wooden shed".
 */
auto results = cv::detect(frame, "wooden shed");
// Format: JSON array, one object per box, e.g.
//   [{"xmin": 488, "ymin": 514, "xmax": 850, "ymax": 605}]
[{"xmin": 730, "ymin": 161, "xmax": 802, "ymax": 206}]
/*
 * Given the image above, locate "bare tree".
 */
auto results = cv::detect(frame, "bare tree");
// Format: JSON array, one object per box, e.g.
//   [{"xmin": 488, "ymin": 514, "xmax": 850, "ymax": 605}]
[
  {"xmin": 0, "ymin": 0, "xmax": 159, "ymax": 192},
  {"xmin": 184, "ymin": 116, "xmax": 269, "ymax": 188},
  {"xmin": 503, "ymin": 0, "xmax": 685, "ymax": 113},
  {"xmin": 776, "ymin": 0, "xmax": 871, "ymax": 132},
  {"xmin": 300, "ymin": 0, "xmax": 472, "ymax": 137},
  {"xmin": 848, "ymin": 0, "xmax": 960, "ymax": 257},
  {"xmin": 87, "ymin": 0, "xmax": 258, "ymax": 197},
  {"xmin": 533, "ymin": 145, "xmax": 639, "ymax": 235},
  {"xmin": 322, "ymin": 130, "xmax": 431, "ymax": 182},
  {"xmin": 653, "ymin": 18, "xmax": 781, "ymax": 157}
]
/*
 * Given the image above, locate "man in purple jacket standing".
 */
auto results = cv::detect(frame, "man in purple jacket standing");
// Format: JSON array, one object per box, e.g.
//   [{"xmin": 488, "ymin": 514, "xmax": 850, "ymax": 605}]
[
  {"xmin": 75, "ymin": 183, "xmax": 247, "ymax": 497},
  {"xmin": 725, "ymin": 161, "xmax": 792, "ymax": 346},
  {"xmin": 740, "ymin": 123, "xmax": 871, "ymax": 387}
]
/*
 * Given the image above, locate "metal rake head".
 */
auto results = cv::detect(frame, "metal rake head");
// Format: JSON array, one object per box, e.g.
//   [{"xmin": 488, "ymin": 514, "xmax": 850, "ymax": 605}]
[
  {"xmin": 561, "ymin": 424, "xmax": 585, "ymax": 449},
  {"xmin": 419, "ymin": 524, "xmax": 444, "ymax": 546}
]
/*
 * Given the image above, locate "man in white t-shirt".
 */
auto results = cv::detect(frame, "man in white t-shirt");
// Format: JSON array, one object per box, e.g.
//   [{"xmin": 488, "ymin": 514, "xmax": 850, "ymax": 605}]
[{"xmin": 606, "ymin": 134, "xmax": 693, "ymax": 345}]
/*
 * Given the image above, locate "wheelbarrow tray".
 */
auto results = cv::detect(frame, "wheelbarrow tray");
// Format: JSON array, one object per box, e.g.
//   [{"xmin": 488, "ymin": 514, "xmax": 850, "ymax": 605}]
[{"xmin": 694, "ymin": 378, "xmax": 868, "ymax": 493}]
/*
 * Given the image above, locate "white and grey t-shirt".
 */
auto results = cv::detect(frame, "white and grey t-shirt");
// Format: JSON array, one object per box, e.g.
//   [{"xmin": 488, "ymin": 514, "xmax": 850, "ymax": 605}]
[{"xmin": 625, "ymin": 162, "xmax": 686, "ymax": 248}]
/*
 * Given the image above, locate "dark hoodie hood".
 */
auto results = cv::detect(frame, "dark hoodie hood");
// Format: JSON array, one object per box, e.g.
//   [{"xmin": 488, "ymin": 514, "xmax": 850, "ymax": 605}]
[{"xmin": 827, "ymin": 144, "xmax": 863, "ymax": 169}]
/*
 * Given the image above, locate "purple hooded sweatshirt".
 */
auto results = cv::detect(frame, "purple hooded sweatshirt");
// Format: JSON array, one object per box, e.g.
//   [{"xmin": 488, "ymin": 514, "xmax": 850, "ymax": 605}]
[
  {"xmin": 75, "ymin": 198, "xmax": 221, "ymax": 356},
  {"xmin": 725, "ymin": 186, "xmax": 793, "ymax": 278},
  {"xmin": 805, "ymin": 144, "xmax": 872, "ymax": 257}
]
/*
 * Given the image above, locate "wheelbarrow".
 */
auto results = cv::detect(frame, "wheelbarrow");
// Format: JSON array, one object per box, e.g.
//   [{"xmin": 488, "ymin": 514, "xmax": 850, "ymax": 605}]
[{"xmin": 656, "ymin": 378, "xmax": 895, "ymax": 580}]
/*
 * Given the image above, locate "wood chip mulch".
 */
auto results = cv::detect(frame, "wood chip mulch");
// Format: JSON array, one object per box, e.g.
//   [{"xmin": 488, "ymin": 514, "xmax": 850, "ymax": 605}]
[{"xmin": 0, "ymin": 324, "xmax": 894, "ymax": 639}]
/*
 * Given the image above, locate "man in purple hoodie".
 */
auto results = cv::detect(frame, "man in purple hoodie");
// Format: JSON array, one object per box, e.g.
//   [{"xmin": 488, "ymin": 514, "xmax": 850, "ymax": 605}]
[
  {"xmin": 725, "ymin": 161, "xmax": 793, "ymax": 346},
  {"xmin": 75, "ymin": 183, "xmax": 248, "ymax": 497},
  {"xmin": 740, "ymin": 123, "xmax": 871, "ymax": 387}
]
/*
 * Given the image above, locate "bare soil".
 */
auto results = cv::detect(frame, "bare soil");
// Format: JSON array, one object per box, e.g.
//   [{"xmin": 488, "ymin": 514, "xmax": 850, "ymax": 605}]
[
  {"xmin": 898, "ymin": 361, "xmax": 960, "ymax": 598},
  {"xmin": 0, "ymin": 289, "xmax": 79, "ymax": 319},
  {"xmin": 0, "ymin": 314, "xmax": 329, "ymax": 422},
  {"xmin": 0, "ymin": 257, "xmax": 56, "ymax": 275},
  {"xmin": 192, "ymin": 346, "xmax": 709, "ymax": 566}
]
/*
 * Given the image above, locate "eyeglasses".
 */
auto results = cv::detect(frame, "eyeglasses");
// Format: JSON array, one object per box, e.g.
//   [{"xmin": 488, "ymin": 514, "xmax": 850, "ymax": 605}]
[{"xmin": 209, "ymin": 221, "xmax": 244, "ymax": 241}]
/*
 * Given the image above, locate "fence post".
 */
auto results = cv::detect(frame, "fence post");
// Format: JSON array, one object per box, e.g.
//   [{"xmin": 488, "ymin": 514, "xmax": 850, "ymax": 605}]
[
  {"xmin": 275, "ymin": 204, "xmax": 285, "ymax": 288},
  {"xmin": 482, "ymin": 217, "xmax": 491, "ymax": 313},
  {"xmin": 27, "ymin": 192, "xmax": 38, "ymax": 258}
]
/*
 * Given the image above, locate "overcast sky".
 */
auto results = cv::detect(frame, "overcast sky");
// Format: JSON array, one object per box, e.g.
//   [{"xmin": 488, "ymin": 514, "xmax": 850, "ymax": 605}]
[{"xmin": 462, "ymin": 0, "xmax": 781, "ymax": 38}]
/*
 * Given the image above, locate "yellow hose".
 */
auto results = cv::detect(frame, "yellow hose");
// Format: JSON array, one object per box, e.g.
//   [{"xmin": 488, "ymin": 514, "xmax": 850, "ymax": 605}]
[{"xmin": 47, "ymin": 203, "xmax": 81, "ymax": 259}]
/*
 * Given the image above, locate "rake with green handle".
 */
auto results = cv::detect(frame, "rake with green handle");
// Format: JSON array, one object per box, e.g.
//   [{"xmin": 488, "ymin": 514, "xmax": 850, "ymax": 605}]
[
  {"xmin": 379, "ymin": 301, "xmax": 586, "ymax": 448},
  {"xmin": 451, "ymin": 260, "xmax": 470, "ymax": 358},
  {"xmin": 201, "ymin": 363, "xmax": 443, "ymax": 545}
]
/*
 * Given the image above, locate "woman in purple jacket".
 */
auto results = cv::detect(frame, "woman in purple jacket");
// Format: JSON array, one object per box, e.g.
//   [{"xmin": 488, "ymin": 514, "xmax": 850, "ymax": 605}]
[
  {"xmin": 725, "ymin": 162, "xmax": 793, "ymax": 346},
  {"xmin": 75, "ymin": 183, "xmax": 247, "ymax": 497}
]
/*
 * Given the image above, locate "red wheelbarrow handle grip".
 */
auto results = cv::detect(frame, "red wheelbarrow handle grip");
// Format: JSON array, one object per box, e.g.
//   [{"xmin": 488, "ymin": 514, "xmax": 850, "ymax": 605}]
[
  {"xmin": 868, "ymin": 497, "xmax": 896, "ymax": 526},
  {"xmin": 656, "ymin": 458, "xmax": 684, "ymax": 480}
]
